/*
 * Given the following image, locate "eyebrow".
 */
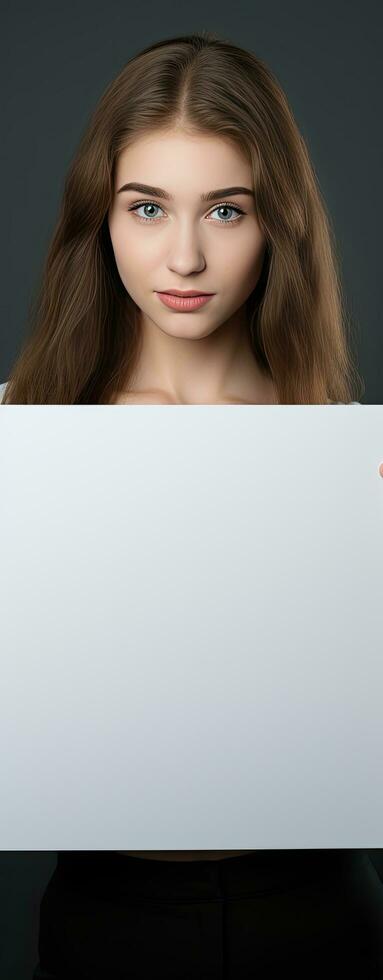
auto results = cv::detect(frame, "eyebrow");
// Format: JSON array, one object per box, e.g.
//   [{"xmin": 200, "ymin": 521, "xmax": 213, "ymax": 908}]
[{"xmin": 116, "ymin": 181, "xmax": 255, "ymax": 202}]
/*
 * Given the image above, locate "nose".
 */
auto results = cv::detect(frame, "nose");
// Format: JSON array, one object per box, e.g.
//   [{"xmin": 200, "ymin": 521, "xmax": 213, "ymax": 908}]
[{"xmin": 165, "ymin": 223, "xmax": 207, "ymax": 277}]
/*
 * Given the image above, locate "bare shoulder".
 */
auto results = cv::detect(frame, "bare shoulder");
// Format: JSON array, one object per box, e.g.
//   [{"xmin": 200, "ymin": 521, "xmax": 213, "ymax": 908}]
[{"xmin": 112, "ymin": 389, "xmax": 175, "ymax": 405}]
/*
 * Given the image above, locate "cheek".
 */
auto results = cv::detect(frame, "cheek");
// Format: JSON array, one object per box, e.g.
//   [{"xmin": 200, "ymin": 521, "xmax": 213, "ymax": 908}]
[
  {"xmin": 241, "ymin": 243, "xmax": 266, "ymax": 282},
  {"xmin": 114, "ymin": 226, "xmax": 155, "ymax": 266},
  {"xmin": 226, "ymin": 249, "xmax": 265, "ymax": 301},
  {"xmin": 111, "ymin": 229, "xmax": 140, "ymax": 277},
  {"xmin": 113, "ymin": 243, "xmax": 152, "ymax": 299}
]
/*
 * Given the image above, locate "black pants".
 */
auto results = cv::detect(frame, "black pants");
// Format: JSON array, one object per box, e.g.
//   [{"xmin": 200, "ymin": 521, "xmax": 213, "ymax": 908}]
[{"xmin": 33, "ymin": 849, "xmax": 383, "ymax": 979}]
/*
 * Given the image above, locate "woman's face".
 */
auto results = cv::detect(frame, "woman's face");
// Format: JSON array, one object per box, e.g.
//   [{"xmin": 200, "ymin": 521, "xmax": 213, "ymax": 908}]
[{"xmin": 108, "ymin": 128, "xmax": 267, "ymax": 340}]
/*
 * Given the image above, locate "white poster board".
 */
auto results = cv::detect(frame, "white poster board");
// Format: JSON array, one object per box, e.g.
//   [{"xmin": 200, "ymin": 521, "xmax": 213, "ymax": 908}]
[{"xmin": 0, "ymin": 405, "xmax": 382, "ymax": 849}]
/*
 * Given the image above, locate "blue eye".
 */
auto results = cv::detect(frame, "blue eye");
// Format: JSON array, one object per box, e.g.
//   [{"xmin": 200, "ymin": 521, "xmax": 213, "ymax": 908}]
[{"xmin": 127, "ymin": 201, "xmax": 245, "ymax": 225}]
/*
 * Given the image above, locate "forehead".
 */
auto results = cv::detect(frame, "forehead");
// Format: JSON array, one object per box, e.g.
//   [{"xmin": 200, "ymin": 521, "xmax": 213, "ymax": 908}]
[{"xmin": 115, "ymin": 130, "xmax": 251, "ymax": 184}]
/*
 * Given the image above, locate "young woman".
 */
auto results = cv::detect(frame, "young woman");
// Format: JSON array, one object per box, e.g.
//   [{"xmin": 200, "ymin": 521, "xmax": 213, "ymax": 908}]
[{"xmin": 3, "ymin": 28, "xmax": 381, "ymax": 980}]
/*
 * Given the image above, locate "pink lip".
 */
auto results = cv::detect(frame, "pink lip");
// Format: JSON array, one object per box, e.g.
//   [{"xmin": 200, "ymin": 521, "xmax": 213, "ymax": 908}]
[{"xmin": 156, "ymin": 292, "xmax": 214, "ymax": 311}]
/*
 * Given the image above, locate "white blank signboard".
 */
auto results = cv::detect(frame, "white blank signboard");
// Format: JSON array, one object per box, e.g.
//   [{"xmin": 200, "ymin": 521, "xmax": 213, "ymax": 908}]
[{"xmin": 0, "ymin": 405, "xmax": 382, "ymax": 850}]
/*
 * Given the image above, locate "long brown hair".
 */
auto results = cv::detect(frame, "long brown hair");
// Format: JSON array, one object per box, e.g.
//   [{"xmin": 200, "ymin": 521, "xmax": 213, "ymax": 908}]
[{"xmin": 3, "ymin": 30, "xmax": 363, "ymax": 403}]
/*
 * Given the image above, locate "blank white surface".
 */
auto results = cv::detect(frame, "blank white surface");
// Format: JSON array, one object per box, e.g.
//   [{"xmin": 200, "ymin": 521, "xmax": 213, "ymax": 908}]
[{"xmin": 0, "ymin": 405, "xmax": 382, "ymax": 849}]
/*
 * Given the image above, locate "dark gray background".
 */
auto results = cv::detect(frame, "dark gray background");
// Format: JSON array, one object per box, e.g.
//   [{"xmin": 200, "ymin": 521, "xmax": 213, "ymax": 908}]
[{"xmin": 1, "ymin": 1, "xmax": 382, "ymax": 977}]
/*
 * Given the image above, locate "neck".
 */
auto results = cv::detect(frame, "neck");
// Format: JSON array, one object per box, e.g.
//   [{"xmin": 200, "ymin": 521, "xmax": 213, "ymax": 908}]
[{"xmin": 128, "ymin": 308, "xmax": 276, "ymax": 405}]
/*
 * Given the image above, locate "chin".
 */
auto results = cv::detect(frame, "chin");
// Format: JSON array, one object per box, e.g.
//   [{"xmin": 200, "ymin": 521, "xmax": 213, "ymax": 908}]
[{"xmin": 158, "ymin": 321, "xmax": 215, "ymax": 339}]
